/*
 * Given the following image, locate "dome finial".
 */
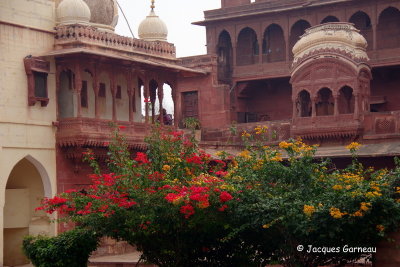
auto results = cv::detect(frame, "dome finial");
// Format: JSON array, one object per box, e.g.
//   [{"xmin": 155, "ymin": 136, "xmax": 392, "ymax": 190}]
[{"xmin": 151, "ymin": 0, "xmax": 155, "ymax": 10}]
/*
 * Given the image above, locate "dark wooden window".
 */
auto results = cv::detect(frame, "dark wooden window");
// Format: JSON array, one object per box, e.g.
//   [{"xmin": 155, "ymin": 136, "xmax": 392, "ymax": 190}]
[
  {"xmin": 182, "ymin": 91, "xmax": 199, "ymax": 119},
  {"xmin": 81, "ymin": 80, "xmax": 88, "ymax": 108},
  {"xmin": 24, "ymin": 56, "xmax": 50, "ymax": 106},
  {"xmin": 99, "ymin": 83, "xmax": 106, "ymax": 97},
  {"xmin": 116, "ymin": 85, "xmax": 122, "ymax": 99}
]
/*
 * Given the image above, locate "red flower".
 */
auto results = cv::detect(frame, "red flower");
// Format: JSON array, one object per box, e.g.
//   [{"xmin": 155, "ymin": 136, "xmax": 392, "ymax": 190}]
[
  {"xmin": 135, "ymin": 152, "xmax": 150, "ymax": 164},
  {"xmin": 219, "ymin": 191, "xmax": 233, "ymax": 202},
  {"xmin": 180, "ymin": 204, "xmax": 195, "ymax": 218},
  {"xmin": 186, "ymin": 154, "xmax": 203, "ymax": 165},
  {"xmin": 218, "ymin": 204, "xmax": 228, "ymax": 212},
  {"xmin": 144, "ymin": 97, "xmax": 150, "ymax": 103}
]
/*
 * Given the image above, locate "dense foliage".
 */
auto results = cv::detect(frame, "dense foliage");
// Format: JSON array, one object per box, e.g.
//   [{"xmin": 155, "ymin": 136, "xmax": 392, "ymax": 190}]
[
  {"xmin": 36, "ymin": 125, "xmax": 400, "ymax": 267},
  {"xmin": 23, "ymin": 228, "xmax": 99, "ymax": 267}
]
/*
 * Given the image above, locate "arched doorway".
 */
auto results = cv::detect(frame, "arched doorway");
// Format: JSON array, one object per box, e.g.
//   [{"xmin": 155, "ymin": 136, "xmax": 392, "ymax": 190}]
[
  {"xmin": 349, "ymin": 11, "xmax": 373, "ymax": 51},
  {"xmin": 377, "ymin": 7, "xmax": 400, "ymax": 49},
  {"xmin": 316, "ymin": 88, "xmax": 334, "ymax": 116},
  {"xmin": 289, "ymin": 20, "xmax": 311, "ymax": 60},
  {"xmin": 3, "ymin": 157, "xmax": 51, "ymax": 266},
  {"xmin": 217, "ymin": 30, "xmax": 233, "ymax": 82},
  {"xmin": 297, "ymin": 90, "xmax": 312, "ymax": 117},
  {"xmin": 262, "ymin": 24, "xmax": 286, "ymax": 63},
  {"xmin": 237, "ymin": 27, "xmax": 259, "ymax": 66}
]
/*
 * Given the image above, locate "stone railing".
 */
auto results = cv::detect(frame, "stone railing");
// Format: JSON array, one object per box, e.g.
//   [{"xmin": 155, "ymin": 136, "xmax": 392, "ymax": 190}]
[
  {"xmin": 364, "ymin": 111, "xmax": 400, "ymax": 138},
  {"xmin": 56, "ymin": 117, "xmax": 151, "ymax": 148},
  {"xmin": 55, "ymin": 24, "xmax": 176, "ymax": 59},
  {"xmin": 179, "ymin": 54, "xmax": 217, "ymax": 68},
  {"xmin": 291, "ymin": 114, "xmax": 362, "ymax": 140},
  {"xmin": 201, "ymin": 120, "xmax": 291, "ymax": 145}
]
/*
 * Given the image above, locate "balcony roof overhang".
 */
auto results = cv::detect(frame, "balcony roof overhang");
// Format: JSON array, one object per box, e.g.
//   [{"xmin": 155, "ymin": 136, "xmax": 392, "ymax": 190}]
[{"xmin": 40, "ymin": 48, "xmax": 207, "ymax": 77}]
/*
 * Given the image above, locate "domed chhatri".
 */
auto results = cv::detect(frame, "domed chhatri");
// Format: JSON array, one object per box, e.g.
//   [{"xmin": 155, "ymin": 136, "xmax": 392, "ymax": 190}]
[
  {"xmin": 57, "ymin": 0, "xmax": 91, "ymax": 26},
  {"xmin": 138, "ymin": 0, "xmax": 168, "ymax": 42},
  {"xmin": 82, "ymin": 0, "xmax": 119, "ymax": 31},
  {"xmin": 292, "ymin": 22, "xmax": 369, "ymax": 66}
]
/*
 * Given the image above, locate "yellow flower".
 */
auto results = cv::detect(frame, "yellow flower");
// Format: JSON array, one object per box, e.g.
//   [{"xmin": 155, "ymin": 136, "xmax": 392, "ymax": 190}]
[
  {"xmin": 279, "ymin": 141, "xmax": 292, "ymax": 149},
  {"xmin": 351, "ymin": 210, "xmax": 363, "ymax": 217},
  {"xmin": 241, "ymin": 130, "xmax": 251, "ymax": 138},
  {"xmin": 346, "ymin": 142, "xmax": 361, "ymax": 151},
  {"xmin": 238, "ymin": 150, "xmax": 251, "ymax": 159},
  {"xmin": 254, "ymin": 125, "xmax": 268, "ymax": 135},
  {"xmin": 330, "ymin": 207, "xmax": 347, "ymax": 219},
  {"xmin": 360, "ymin": 202, "xmax": 371, "ymax": 212},
  {"xmin": 262, "ymin": 224, "xmax": 271, "ymax": 229},
  {"xmin": 345, "ymin": 185, "xmax": 352, "ymax": 190},
  {"xmin": 162, "ymin": 165, "xmax": 171, "ymax": 171},
  {"xmin": 376, "ymin": 225, "xmax": 385, "ymax": 232},
  {"xmin": 270, "ymin": 155, "xmax": 283, "ymax": 162},
  {"xmin": 303, "ymin": 205, "xmax": 316, "ymax": 217},
  {"xmin": 332, "ymin": 185, "xmax": 343, "ymax": 190}
]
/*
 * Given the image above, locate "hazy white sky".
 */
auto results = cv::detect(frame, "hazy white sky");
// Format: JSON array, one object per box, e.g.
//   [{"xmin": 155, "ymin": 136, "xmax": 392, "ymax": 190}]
[{"xmin": 115, "ymin": 0, "xmax": 221, "ymax": 58}]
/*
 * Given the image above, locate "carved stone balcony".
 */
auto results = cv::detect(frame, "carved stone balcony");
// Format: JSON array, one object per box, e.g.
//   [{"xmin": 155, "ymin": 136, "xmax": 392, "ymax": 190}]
[
  {"xmin": 291, "ymin": 114, "xmax": 363, "ymax": 140},
  {"xmin": 54, "ymin": 24, "xmax": 176, "ymax": 60},
  {"xmin": 56, "ymin": 118, "xmax": 150, "ymax": 149}
]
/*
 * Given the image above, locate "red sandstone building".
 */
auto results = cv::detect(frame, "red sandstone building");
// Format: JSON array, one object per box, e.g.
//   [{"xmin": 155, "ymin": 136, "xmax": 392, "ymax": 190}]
[{"xmin": 177, "ymin": 0, "xmax": 400, "ymax": 171}]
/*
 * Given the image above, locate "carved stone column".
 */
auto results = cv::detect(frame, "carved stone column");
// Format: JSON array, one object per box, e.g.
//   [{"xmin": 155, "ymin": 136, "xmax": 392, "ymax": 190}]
[
  {"xmin": 158, "ymin": 82, "xmax": 164, "ymax": 124},
  {"xmin": 333, "ymin": 93, "xmax": 339, "ymax": 117},
  {"xmin": 144, "ymin": 80, "xmax": 150, "ymax": 123},
  {"xmin": 110, "ymin": 72, "xmax": 117, "ymax": 121},
  {"xmin": 93, "ymin": 69, "xmax": 100, "ymax": 119},
  {"xmin": 74, "ymin": 63, "xmax": 82, "ymax": 118},
  {"xmin": 311, "ymin": 96, "xmax": 317, "ymax": 118}
]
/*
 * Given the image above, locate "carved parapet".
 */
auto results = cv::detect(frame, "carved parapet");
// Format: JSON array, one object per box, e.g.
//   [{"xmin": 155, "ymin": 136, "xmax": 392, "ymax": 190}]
[
  {"xmin": 56, "ymin": 118, "xmax": 150, "ymax": 151},
  {"xmin": 55, "ymin": 24, "xmax": 176, "ymax": 59},
  {"xmin": 291, "ymin": 114, "xmax": 363, "ymax": 140}
]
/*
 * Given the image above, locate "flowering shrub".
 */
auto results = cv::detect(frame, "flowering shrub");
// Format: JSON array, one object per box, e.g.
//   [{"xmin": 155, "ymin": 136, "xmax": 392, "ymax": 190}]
[{"xmin": 37, "ymin": 126, "xmax": 400, "ymax": 266}]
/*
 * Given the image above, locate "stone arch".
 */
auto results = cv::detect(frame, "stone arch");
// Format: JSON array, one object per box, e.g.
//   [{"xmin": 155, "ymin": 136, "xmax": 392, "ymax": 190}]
[
  {"xmin": 217, "ymin": 30, "xmax": 233, "ymax": 82},
  {"xmin": 3, "ymin": 156, "xmax": 52, "ymax": 266},
  {"xmin": 377, "ymin": 7, "xmax": 400, "ymax": 49},
  {"xmin": 321, "ymin": 16, "xmax": 340, "ymax": 24},
  {"xmin": 262, "ymin": 24, "xmax": 285, "ymax": 63},
  {"xmin": 289, "ymin": 20, "xmax": 311, "ymax": 60},
  {"xmin": 316, "ymin": 87, "xmax": 334, "ymax": 116},
  {"xmin": 349, "ymin": 11, "xmax": 372, "ymax": 50},
  {"xmin": 237, "ymin": 27, "xmax": 259, "ymax": 66},
  {"xmin": 338, "ymin": 86, "xmax": 355, "ymax": 114},
  {"xmin": 297, "ymin": 90, "xmax": 312, "ymax": 117}
]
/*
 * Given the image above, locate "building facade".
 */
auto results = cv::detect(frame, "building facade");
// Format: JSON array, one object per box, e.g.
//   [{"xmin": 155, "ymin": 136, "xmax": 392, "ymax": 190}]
[
  {"xmin": 177, "ymin": 0, "xmax": 400, "ymax": 166},
  {"xmin": 0, "ymin": 0, "xmax": 201, "ymax": 265}
]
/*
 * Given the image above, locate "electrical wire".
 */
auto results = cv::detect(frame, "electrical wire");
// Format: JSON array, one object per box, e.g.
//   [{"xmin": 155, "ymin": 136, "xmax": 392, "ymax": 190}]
[{"xmin": 116, "ymin": 0, "xmax": 135, "ymax": 38}]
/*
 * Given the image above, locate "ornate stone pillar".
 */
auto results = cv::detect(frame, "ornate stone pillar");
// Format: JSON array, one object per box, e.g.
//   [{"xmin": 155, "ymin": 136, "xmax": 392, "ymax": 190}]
[
  {"xmin": 110, "ymin": 72, "xmax": 117, "ymax": 121},
  {"xmin": 311, "ymin": 96, "xmax": 317, "ymax": 118},
  {"xmin": 333, "ymin": 93, "xmax": 339, "ymax": 117},
  {"xmin": 74, "ymin": 63, "xmax": 82, "ymax": 118},
  {"xmin": 93, "ymin": 69, "xmax": 100, "ymax": 119},
  {"xmin": 372, "ymin": 22, "xmax": 377, "ymax": 51},
  {"xmin": 158, "ymin": 82, "xmax": 164, "ymax": 124},
  {"xmin": 127, "ymin": 72, "xmax": 134, "ymax": 122},
  {"xmin": 292, "ymin": 96, "xmax": 298, "ymax": 118},
  {"xmin": 354, "ymin": 94, "xmax": 360, "ymax": 119},
  {"xmin": 144, "ymin": 80, "xmax": 150, "ymax": 124}
]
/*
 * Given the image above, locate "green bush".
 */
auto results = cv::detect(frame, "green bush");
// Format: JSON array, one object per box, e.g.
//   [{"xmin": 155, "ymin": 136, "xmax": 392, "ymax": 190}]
[{"xmin": 23, "ymin": 228, "xmax": 99, "ymax": 267}]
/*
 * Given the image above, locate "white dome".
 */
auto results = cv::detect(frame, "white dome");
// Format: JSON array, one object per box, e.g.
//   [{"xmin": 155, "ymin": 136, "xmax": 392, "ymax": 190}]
[
  {"xmin": 57, "ymin": 0, "xmax": 91, "ymax": 26},
  {"xmin": 138, "ymin": 9, "xmax": 168, "ymax": 42},
  {"xmin": 292, "ymin": 23, "xmax": 368, "ymax": 64}
]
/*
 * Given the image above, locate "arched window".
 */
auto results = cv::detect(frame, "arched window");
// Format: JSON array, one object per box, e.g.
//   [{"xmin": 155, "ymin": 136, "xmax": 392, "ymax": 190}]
[
  {"xmin": 58, "ymin": 70, "xmax": 75, "ymax": 118},
  {"xmin": 321, "ymin": 16, "xmax": 340, "ymax": 24},
  {"xmin": 349, "ymin": 11, "xmax": 372, "ymax": 50},
  {"xmin": 217, "ymin": 31, "xmax": 233, "ymax": 82},
  {"xmin": 262, "ymin": 24, "xmax": 285, "ymax": 63},
  {"xmin": 289, "ymin": 20, "xmax": 311, "ymax": 60},
  {"xmin": 297, "ymin": 90, "xmax": 311, "ymax": 117},
  {"xmin": 237, "ymin": 27, "xmax": 259, "ymax": 66},
  {"xmin": 338, "ymin": 86, "xmax": 354, "ymax": 114},
  {"xmin": 316, "ymin": 88, "xmax": 334, "ymax": 116},
  {"xmin": 377, "ymin": 7, "xmax": 400, "ymax": 49}
]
